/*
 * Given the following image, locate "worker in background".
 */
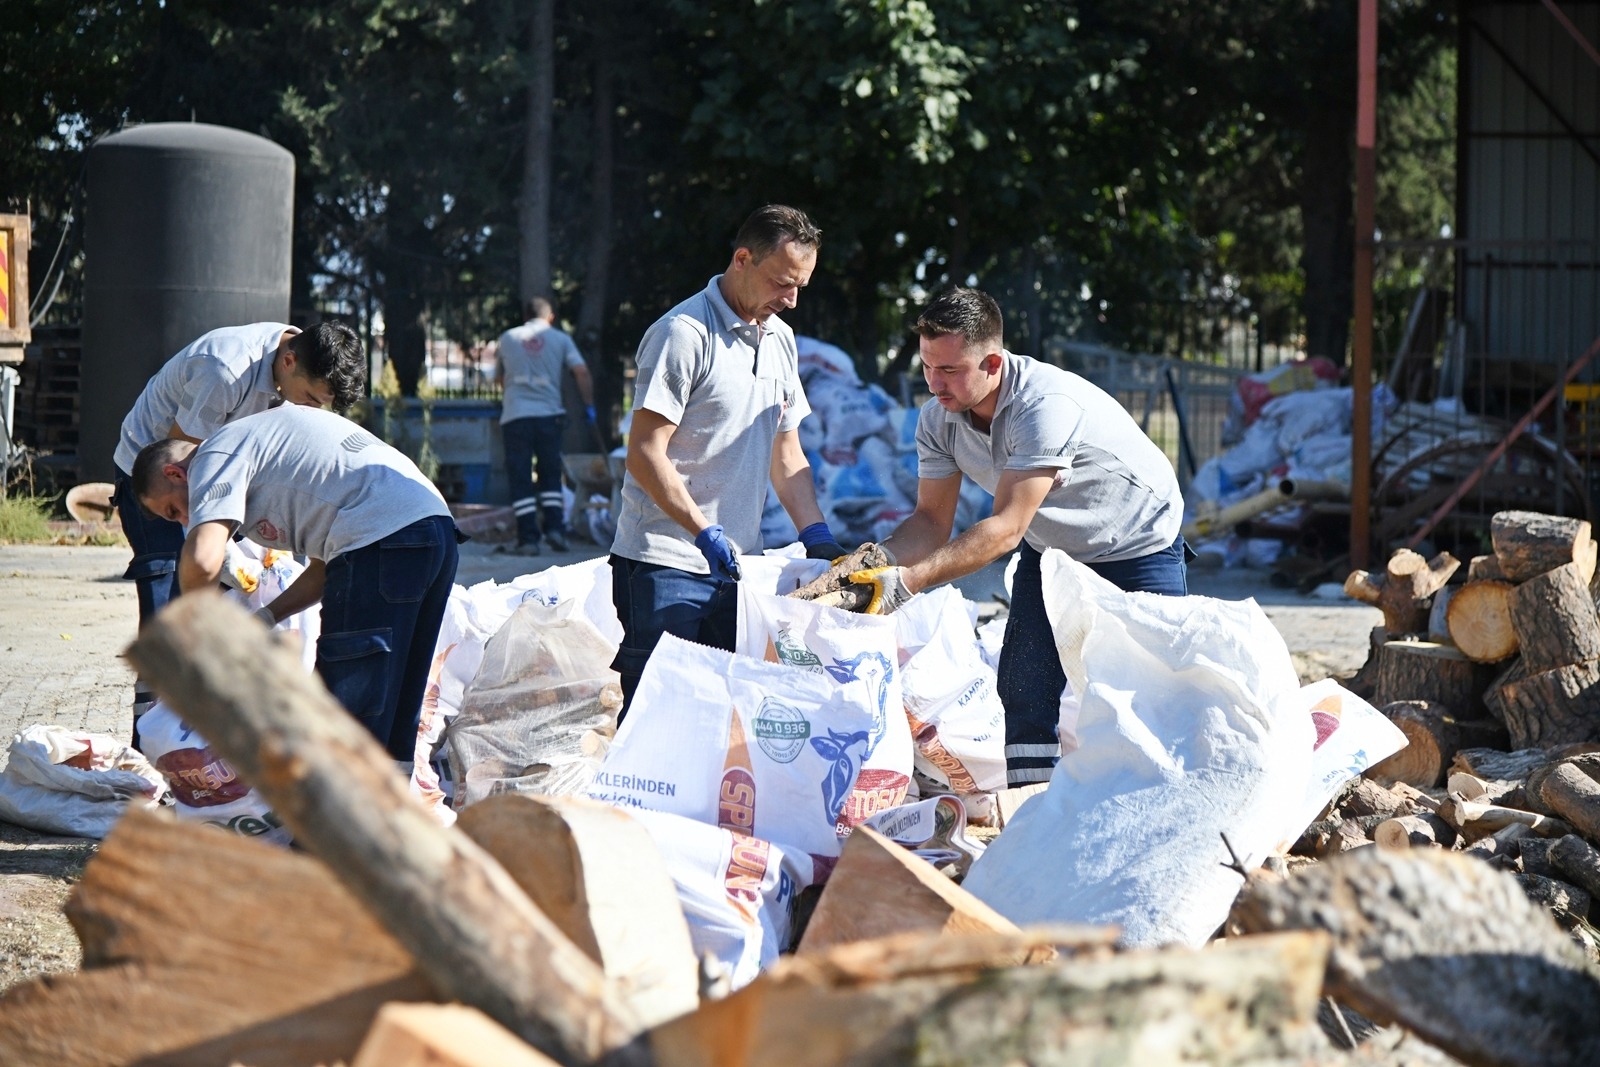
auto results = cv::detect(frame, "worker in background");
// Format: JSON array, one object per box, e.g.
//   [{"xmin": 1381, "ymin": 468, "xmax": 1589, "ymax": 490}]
[
  {"xmin": 837, "ymin": 286, "xmax": 1187, "ymax": 786},
  {"xmin": 130, "ymin": 404, "xmax": 460, "ymax": 770},
  {"xmin": 110, "ymin": 321, "xmax": 366, "ymax": 743},
  {"xmin": 495, "ymin": 297, "xmax": 595, "ymax": 554},
  {"xmin": 609, "ymin": 204, "xmax": 845, "ymax": 717}
]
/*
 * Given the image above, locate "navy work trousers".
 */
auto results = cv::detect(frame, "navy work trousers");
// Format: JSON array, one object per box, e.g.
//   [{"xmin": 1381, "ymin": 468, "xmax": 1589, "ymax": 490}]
[
  {"xmin": 608, "ymin": 554, "xmax": 739, "ymax": 722},
  {"xmin": 502, "ymin": 414, "xmax": 567, "ymax": 545},
  {"xmin": 111, "ymin": 467, "xmax": 185, "ymax": 629},
  {"xmin": 996, "ymin": 537, "xmax": 1189, "ymax": 786},
  {"xmin": 317, "ymin": 515, "xmax": 460, "ymax": 760}
]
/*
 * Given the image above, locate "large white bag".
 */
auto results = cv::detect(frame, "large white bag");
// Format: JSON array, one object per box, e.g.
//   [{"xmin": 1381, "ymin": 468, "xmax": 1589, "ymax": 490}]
[
  {"xmin": 734, "ymin": 586, "xmax": 914, "ymax": 835},
  {"xmin": 1279, "ymin": 678, "xmax": 1408, "ymax": 845},
  {"xmin": 136, "ymin": 700, "xmax": 292, "ymax": 846},
  {"xmin": 962, "ymin": 551, "xmax": 1314, "ymax": 947},
  {"xmin": 0, "ymin": 725, "xmax": 167, "ymax": 838},
  {"xmin": 589, "ymin": 633, "xmax": 885, "ymax": 866},
  {"xmin": 893, "ymin": 587, "xmax": 1007, "ymax": 793}
]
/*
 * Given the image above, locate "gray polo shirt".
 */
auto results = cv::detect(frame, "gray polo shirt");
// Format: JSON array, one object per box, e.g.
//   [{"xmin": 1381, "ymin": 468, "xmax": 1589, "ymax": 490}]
[
  {"xmin": 612, "ymin": 276, "xmax": 810, "ymax": 573},
  {"xmin": 498, "ymin": 319, "xmax": 586, "ymax": 423},
  {"xmin": 114, "ymin": 323, "xmax": 291, "ymax": 474},
  {"xmin": 187, "ymin": 405, "xmax": 450, "ymax": 561},
  {"xmin": 917, "ymin": 351, "xmax": 1182, "ymax": 563}
]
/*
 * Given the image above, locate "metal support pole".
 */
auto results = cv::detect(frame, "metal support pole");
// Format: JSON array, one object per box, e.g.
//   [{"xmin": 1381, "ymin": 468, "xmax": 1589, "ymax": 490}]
[{"xmin": 1351, "ymin": 0, "xmax": 1378, "ymax": 568}]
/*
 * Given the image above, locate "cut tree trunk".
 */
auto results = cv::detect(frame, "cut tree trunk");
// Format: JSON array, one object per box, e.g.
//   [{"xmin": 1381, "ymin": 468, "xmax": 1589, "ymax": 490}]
[
  {"xmin": 1493, "ymin": 660, "xmax": 1600, "ymax": 749},
  {"xmin": 1373, "ymin": 813, "xmax": 1455, "ymax": 850},
  {"xmin": 0, "ymin": 808, "xmax": 436, "ymax": 1067},
  {"xmin": 1344, "ymin": 549, "xmax": 1460, "ymax": 635},
  {"xmin": 1468, "ymin": 553, "xmax": 1508, "ymax": 582},
  {"xmin": 1445, "ymin": 580, "xmax": 1518, "ymax": 662},
  {"xmin": 1439, "ymin": 797, "xmax": 1570, "ymax": 841},
  {"xmin": 1527, "ymin": 752, "xmax": 1600, "ymax": 805},
  {"xmin": 455, "ymin": 795, "xmax": 699, "ymax": 1030},
  {"xmin": 124, "ymin": 593, "xmax": 645, "ymax": 1066},
  {"xmin": 1482, "ymin": 657, "xmax": 1528, "ymax": 726},
  {"xmin": 1491, "ymin": 511, "xmax": 1596, "ymax": 583},
  {"xmin": 1452, "ymin": 746, "xmax": 1553, "ymax": 781},
  {"xmin": 1508, "ymin": 562, "xmax": 1600, "ymax": 674},
  {"xmin": 1540, "ymin": 762, "xmax": 1600, "ymax": 842},
  {"xmin": 1337, "ymin": 778, "xmax": 1413, "ymax": 820},
  {"xmin": 1292, "ymin": 814, "xmax": 1389, "ymax": 858},
  {"xmin": 1550, "ymin": 834, "xmax": 1600, "ymax": 901},
  {"xmin": 787, "ymin": 543, "xmax": 893, "ymax": 612},
  {"xmin": 1233, "ymin": 846, "xmax": 1600, "ymax": 1067},
  {"xmin": 1515, "ymin": 873, "xmax": 1593, "ymax": 926},
  {"xmin": 1371, "ymin": 640, "xmax": 1486, "ymax": 716},
  {"xmin": 1462, "ymin": 822, "xmax": 1533, "ymax": 861},
  {"xmin": 1365, "ymin": 701, "xmax": 1464, "ymax": 788}
]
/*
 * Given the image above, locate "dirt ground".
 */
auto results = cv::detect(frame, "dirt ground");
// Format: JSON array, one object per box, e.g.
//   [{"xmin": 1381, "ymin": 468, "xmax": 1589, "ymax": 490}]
[{"xmin": 0, "ymin": 541, "xmax": 1381, "ymax": 997}]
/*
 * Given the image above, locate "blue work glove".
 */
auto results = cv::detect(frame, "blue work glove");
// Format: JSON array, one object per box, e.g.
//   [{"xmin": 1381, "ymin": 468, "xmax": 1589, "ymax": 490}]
[
  {"xmin": 584, "ymin": 404, "xmax": 597, "ymax": 423},
  {"xmin": 797, "ymin": 521, "xmax": 847, "ymax": 562},
  {"xmin": 848, "ymin": 566, "xmax": 913, "ymax": 615},
  {"xmin": 695, "ymin": 524, "xmax": 743, "ymax": 582}
]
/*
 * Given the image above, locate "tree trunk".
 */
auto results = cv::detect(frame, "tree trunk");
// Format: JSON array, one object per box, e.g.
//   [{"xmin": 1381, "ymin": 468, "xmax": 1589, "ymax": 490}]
[
  {"xmin": 519, "ymin": 0, "xmax": 555, "ymax": 304},
  {"xmin": 1540, "ymin": 763, "xmax": 1600, "ymax": 843},
  {"xmin": 1343, "ymin": 550, "xmax": 1458, "ymax": 635},
  {"xmin": 1372, "ymin": 812, "xmax": 1454, "ymax": 850},
  {"xmin": 1298, "ymin": 91, "xmax": 1354, "ymax": 366},
  {"xmin": 577, "ymin": 47, "xmax": 614, "ymax": 383},
  {"xmin": 1491, "ymin": 511, "xmax": 1596, "ymax": 583},
  {"xmin": 1371, "ymin": 639, "xmax": 1484, "ymax": 714},
  {"xmin": 124, "ymin": 593, "xmax": 646, "ymax": 1065},
  {"xmin": 1550, "ymin": 834, "xmax": 1600, "ymax": 901},
  {"xmin": 1494, "ymin": 659, "xmax": 1600, "ymax": 749},
  {"xmin": 1508, "ymin": 562, "xmax": 1600, "ymax": 674},
  {"xmin": 1445, "ymin": 580, "xmax": 1518, "ymax": 662},
  {"xmin": 376, "ymin": 206, "xmax": 431, "ymax": 397},
  {"xmin": 1365, "ymin": 701, "xmax": 1462, "ymax": 788}
]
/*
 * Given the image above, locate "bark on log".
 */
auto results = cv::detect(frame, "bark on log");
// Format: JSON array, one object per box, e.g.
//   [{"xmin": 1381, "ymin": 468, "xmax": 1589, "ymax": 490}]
[
  {"xmin": 1452, "ymin": 746, "xmax": 1551, "ymax": 781},
  {"xmin": 1550, "ymin": 834, "xmax": 1600, "ymax": 902},
  {"xmin": 1462, "ymin": 822, "xmax": 1533, "ymax": 861},
  {"xmin": 1521, "ymin": 838, "xmax": 1560, "ymax": 878},
  {"xmin": 787, "ymin": 544, "xmax": 893, "ymax": 612},
  {"xmin": 1292, "ymin": 814, "xmax": 1390, "ymax": 858},
  {"xmin": 0, "ymin": 808, "xmax": 436, "ymax": 1067},
  {"xmin": 455, "ymin": 795, "xmax": 699, "ymax": 1030},
  {"xmin": 1540, "ymin": 762, "xmax": 1600, "ymax": 843},
  {"xmin": 1373, "ymin": 813, "xmax": 1455, "ymax": 850},
  {"xmin": 124, "ymin": 592, "xmax": 645, "ymax": 1066},
  {"xmin": 1491, "ymin": 510, "xmax": 1595, "ymax": 583},
  {"xmin": 1337, "ymin": 778, "xmax": 1413, "ymax": 820},
  {"xmin": 1371, "ymin": 640, "xmax": 1486, "ymax": 715},
  {"xmin": 1527, "ymin": 751, "xmax": 1600, "ymax": 805},
  {"xmin": 1233, "ymin": 846, "xmax": 1600, "ymax": 1067},
  {"xmin": 1344, "ymin": 550, "xmax": 1459, "ymax": 635},
  {"xmin": 649, "ymin": 931, "xmax": 1328, "ymax": 1067},
  {"xmin": 1426, "ymin": 583, "xmax": 1455, "ymax": 642},
  {"xmin": 1444, "ymin": 580, "xmax": 1519, "ymax": 663},
  {"xmin": 1495, "ymin": 659, "xmax": 1600, "ymax": 749},
  {"xmin": 1514, "ymin": 873, "xmax": 1593, "ymax": 927},
  {"xmin": 353, "ymin": 1004, "xmax": 560, "ymax": 1067},
  {"xmin": 1468, "ymin": 553, "xmax": 1508, "ymax": 582},
  {"xmin": 1508, "ymin": 562, "xmax": 1600, "ymax": 674},
  {"xmin": 1343, "ymin": 625, "xmax": 1389, "ymax": 701},
  {"xmin": 1482, "ymin": 656, "xmax": 1528, "ymax": 726},
  {"xmin": 1365, "ymin": 701, "xmax": 1464, "ymax": 788}
]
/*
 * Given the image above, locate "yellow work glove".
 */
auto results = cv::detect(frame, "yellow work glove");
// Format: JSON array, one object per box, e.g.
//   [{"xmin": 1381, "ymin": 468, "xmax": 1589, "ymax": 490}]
[{"xmin": 847, "ymin": 566, "xmax": 913, "ymax": 615}]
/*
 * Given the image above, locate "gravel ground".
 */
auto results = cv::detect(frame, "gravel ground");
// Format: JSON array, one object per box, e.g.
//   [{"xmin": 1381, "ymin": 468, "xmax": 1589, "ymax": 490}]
[{"xmin": 0, "ymin": 540, "xmax": 1381, "ymax": 996}]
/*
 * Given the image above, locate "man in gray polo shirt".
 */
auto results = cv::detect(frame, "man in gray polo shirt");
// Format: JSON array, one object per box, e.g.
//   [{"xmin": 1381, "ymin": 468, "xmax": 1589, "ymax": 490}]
[
  {"xmin": 131, "ymin": 404, "xmax": 459, "ymax": 763},
  {"xmin": 841, "ymin": 287, "xmax": 1186, "ymax": 785},
  {"xmin": 609, "ymin": 204, "xmax": 845, "ymax": 716}
]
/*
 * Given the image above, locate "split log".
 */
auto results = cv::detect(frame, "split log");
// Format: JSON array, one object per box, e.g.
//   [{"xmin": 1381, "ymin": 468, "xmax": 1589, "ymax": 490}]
[
  {"xmin": 1365, "ymin": 701, "xmax": 1464, "ymax": 788},
  {"xmin": 1344, "ymin": 549, "xmax": 1459, "ymax": 635},
  {"xmin": 1389, "ymin": 781, "xmax": 1445, "ymax": 814},
  {"xmin": 1540, "ymin": 762, "xmax": 1600, "ymax": 842},
  {"xmin": 1444, "ymin": 580, "xmax": 1518, "ymax": 662},
  {"xmin": 1233, "ymin": 846, "xmax": 1600, "ymax": 1067},
  {"xmin": 1550, "ymin": 834, "xmax": 1600, "ymax": 901},
  {"xmin": 797, "ymin": 827, "xmax": 1032, "ymax": 956},
  {"xmin": 1491, "ymin": 510, "xmax": 1596, "ymax": 583},
  {"xmin": 992, "ymin": 782, "xmax": 1048, "ymax": 828},
  {"xmin": 1462, "ymin": 822, "xmax": 1532, "ymax": 861},
  {"xmin": 352, "ymin": 1004, "xmax": 559, "ymax": 1067},
  {"xmin": 1370, "ymin": 640, "xmax": 1487, "ymax": 715},
  {"xmin": 1507, "ymin": 562, "xmax": 1600, "ymax": 674},
  {"xmin": 124, "ymin": 592, "xmax": 645, "ymax": 1066},
  {"xmin": 1426, "ymin": 583, "xmax": 1455, "ymax": 642},
  {"xmin": 1494, "ymin": 659, "xmax": 1600, "ymax": 749},
  {"xmin": 1373, "ymin": 813, "xmax": 1455, "ymax": 850},
  {"xmin": 455, "ymin": 795, "xmax": 699, "ymax": 1029},
  {"xmin": 0, "ymin": 808, "xmax": 436, "ymax": 1067},
  {"xmin": 1439, "ymin": 796, "xmax": 1571, "ymax": 841},
  {"xmin": 1514, "ymin": 873, "xmax": 1593, "ymax": 927},
  {"xmin": 787, "ymin": 543, "xmax": 893, "ymax": 611},
  {"xmin": 1337, "ymin": 778, "xmax": 1413, "ymax": 820},
  {"xmin": 1468, "ymin": 553, "xmax": 1508, "ymax": 582},
  {"xmin": 1452, "ymin": 745, "xmax": 1552, "ymax": 781},
  {"xmin": 649, "ymin": 930, "xmax": 1328, "ymax": 1067},
  {"xmin": 1292, "ymin": 814, "xmax": 1390, "ymax": 858},
  {"xmin": 1527, "ymin": 751, "xmax": 1600, "ymax": 804},
  {"xmin": 1521, "ymin": 838, "xmax": 1560, "ymax": 878}
]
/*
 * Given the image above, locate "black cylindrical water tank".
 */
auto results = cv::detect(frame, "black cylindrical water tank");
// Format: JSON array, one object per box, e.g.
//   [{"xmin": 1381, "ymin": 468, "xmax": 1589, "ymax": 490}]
[{"xmin": 80, "ymin": 123, "xmax": 294, "ymax": 481}]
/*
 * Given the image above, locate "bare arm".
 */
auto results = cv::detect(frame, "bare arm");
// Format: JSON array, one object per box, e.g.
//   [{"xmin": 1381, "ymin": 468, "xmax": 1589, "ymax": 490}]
[
  {"xmin": 897, "ymin": 468, "xmax": 1057, "ymax": 594},
  {"xmin": 625, "ymin": 407, "xmax": 711, "ymax": 537},
  {"xmin": 570, "ymin": 362, "xmax": 595, "ymax": 408},
  {"xmin": 769, "ymin": 429, "xmax": 826, "ymax": 530},
  {"xmin": 880, "ymin": 475, "xmax": 962, "ymax": 567},
  {"xmin": 178, "ymin": 521, "xmax": 234, "ymax": 594},
  {"xmin": 258, "ymin": 558, "xmax": 327, "ymax": 623}
]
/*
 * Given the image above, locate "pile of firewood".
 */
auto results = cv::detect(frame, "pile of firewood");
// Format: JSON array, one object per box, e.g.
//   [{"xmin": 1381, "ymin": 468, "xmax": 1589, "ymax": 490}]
[{"xmin": 3, "ymin": 582, "xmax": 1600, "ymax": 1065}]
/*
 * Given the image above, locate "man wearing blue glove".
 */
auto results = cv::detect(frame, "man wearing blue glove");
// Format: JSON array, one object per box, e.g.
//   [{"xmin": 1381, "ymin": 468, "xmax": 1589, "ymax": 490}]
[
  {"xmin": 609, "ymin": 205, "xmax": 843, "ymax": 717},
  {"xmin": 495, "ymin": 296, "xmax": 595, "ymax": 554},
  {"xmin": 841, "ymin": 286, "xmax": 1186, "ymax": 785}
]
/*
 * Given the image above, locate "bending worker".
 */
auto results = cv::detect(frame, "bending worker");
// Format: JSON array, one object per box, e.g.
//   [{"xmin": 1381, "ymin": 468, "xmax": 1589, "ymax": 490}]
[
  {"xmin": 842, "ymin": 286, "xmax": 1187, "ymax": 786},
  {"xmin": 609, "ymin": 204, "xmax": 845, "ymax": 717},
  {"xmin": 131, "ymin": 404, "xmax": 460, "ymax": 768}
]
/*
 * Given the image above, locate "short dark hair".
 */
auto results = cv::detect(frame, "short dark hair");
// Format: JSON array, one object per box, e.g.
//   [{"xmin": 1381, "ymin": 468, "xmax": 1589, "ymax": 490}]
[
  {"xmin": 286, "ymin": 321, "xmax": 366, "ymax": 412},
  {"xmin": 915, "ymin": 287, "xmax": 1004, "ymax": 350},
  {"xmin": 733, "ymin": 205, "xmax": 822, "ymax": 262},
  {"xmin": 130, "ymin": 437, "xmax": 195, "ymax": 509},
  {"xmin": 527, "ymin": 296, "xmax": 554, "ymax": 321}
]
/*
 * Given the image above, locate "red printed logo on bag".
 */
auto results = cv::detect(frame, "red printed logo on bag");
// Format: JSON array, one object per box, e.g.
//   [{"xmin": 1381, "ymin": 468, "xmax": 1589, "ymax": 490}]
[{"xmin": 254, "ymin": 518, "xmax": 281, "ymax": 542}]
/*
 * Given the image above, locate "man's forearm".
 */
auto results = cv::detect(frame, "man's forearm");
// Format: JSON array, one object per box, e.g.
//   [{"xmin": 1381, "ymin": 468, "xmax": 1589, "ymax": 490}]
[
  {"xmin": 629, "ymin": 450, "xmax": 710, "ymax": 537},
  {"xmin": 902, "ymin": 514, "xmax": 1025, "ymax": 593},
  {"xmin": 260, "ymin": 559, "xmax": 326, "ymax": 623},
  {"xmin": 771, "ymin": 433, "xmax": 825, "ymax": 529},
  {"xmin": 882, "ymin": 509, "xmax": 955, "ymax": 568}
]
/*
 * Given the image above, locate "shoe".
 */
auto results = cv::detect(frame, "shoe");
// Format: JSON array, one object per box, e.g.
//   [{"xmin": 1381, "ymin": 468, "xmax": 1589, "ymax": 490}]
[
  {"xmin": 544, "ymin": 530, "xmax": 569, "ymax": 553},
  {"xmin": 514, "ymin": 540, "xmax": 542, "ymax": 556}
]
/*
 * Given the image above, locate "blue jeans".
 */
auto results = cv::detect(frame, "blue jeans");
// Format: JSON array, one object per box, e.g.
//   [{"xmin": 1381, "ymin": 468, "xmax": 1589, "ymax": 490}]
[
  {"xmin": 502, "ymin": 414, "xmax": 567, "ymax": 545},
  {"xmin": 317, "ymin": 515, "xmax": 460, "ymax": 759},
  {"xmin": 609, "ymin": 554, "xmax": 739, "ymax": 721},
  {"xmin": 112, "ymin": 467, "xmax": 185, "ymax": 629},
  {"xmin": 996, "ymin": 537, "xmax": 1189, "ymax": 785}
]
